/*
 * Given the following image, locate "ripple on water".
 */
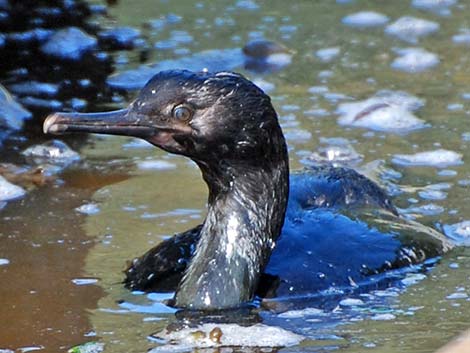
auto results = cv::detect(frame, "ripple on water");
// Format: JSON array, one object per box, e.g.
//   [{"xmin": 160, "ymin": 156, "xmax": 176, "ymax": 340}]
[
  {"xmin": 341, "ymin": 11, "xmax": 389, "ymax": 28},
  {"xmin": 385, "ymin": 16, "xmax": 440, "ymax": 44}
]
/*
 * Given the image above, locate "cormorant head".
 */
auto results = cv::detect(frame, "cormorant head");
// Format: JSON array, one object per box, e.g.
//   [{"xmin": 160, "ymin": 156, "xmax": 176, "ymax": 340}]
[{"xmin": 44, "ymin": 70, "xmax": 285, "ymax": 167}]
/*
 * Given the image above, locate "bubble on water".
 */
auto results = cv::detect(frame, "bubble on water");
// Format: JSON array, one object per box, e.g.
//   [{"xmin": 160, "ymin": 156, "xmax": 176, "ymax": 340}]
[
  {"xmin": 342, "ymin": 11, "xmax": 389, "ymax": 28},
  {"xmin": 391, "ymin": 149, "xmax": 463, "ymax": 168},
  {"xmin": 385, "ymin": 17, "xmax": 439, "ymax": 44}
]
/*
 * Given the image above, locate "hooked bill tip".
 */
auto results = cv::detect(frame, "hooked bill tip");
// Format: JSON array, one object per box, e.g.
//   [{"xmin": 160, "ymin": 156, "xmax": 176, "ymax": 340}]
[{"xmin": 43, "ymin": 114, "xmax": 65, "ymax": 135}]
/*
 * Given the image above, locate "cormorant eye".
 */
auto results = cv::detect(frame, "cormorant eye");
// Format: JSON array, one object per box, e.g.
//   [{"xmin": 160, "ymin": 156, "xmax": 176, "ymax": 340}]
[{"xmin": 172, "ymin": 105, "xmax": 193, "ymax": 122}]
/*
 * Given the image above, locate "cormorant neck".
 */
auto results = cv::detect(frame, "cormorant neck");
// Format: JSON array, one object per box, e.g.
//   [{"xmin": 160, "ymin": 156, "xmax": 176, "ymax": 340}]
[{"xmin": 175, "ymin": 149, "xmax": 289, "ymax": 310}]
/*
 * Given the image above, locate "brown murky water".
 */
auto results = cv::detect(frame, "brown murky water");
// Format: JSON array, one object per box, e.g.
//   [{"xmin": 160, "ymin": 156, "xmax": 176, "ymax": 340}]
[{"xmin": 2, "ymin": 0, "xmax": 470, "ymax": 352}]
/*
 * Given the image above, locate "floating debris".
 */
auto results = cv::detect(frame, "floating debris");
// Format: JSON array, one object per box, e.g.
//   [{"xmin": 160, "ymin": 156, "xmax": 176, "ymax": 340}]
[
  {"xmin": 149, "ymin": 323, "xmax": 304, "ymax": 352},
  {"xmin": 391, "ymin": 149, "xmax": 463, "ymax": 168},
  {"xmin": 385, "ymin": 16, "xmax": 439, "ymax": 44},
  {"xmin": 342, "ymin": 11, "xmax": 389, "ymax": 28},
  {"xmin": 391, "ymin": 47, "xmax": 439, "ymax": 73}
]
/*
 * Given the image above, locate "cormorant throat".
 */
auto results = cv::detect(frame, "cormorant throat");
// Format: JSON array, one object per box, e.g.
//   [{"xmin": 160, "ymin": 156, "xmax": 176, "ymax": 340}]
[{"xmin": 175, "ymin": 146, "xmax": 289, "ymax": 310}]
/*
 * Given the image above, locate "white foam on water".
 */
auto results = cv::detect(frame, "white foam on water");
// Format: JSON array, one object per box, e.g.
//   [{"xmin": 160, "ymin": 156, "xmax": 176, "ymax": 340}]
[
  {"xmin": 443, "ymin": 221, "xmax": 470, "ymax": 246},
  {"xmin": 391, "ymin": 48, "xmax": 440, "ymax": 73},
  {"xmin": 149, "ymin": 323, "xmax": 304, "ymax": 352},
  {"xmin": 22, "ymin": 140, "xmax": 80, "ymax": 165},
  {"xmin": 336, "ymin": 91, "xmax": 427, "ymax": 133},
  {"xmin": 411, "ymin": 0, "xmax": 458, "ymax": 16},
  {"xmin": 277, "ymin": 307, "xmax": 324, "ymax": 318},
  {"xmin": 385, "ymin": 16, "xmax": 439, "ymax": 44},
  {"xmin": 315, "ymin": 47, "xmax": 341, "ymax": 62},
  {"xmin": 453, "ymin": 30, "xmax": 470, "ymax": 45},
  {"xmin": 391, "ymin": 149, "xmax": 463, "ymax": 168},
  {"xmin": 342, "ymin": 11, "xmax": 389, "ymax": 28},
  {"xmin": 339, "ymin": 298, "xmax": 365, "ymax": 307}
]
